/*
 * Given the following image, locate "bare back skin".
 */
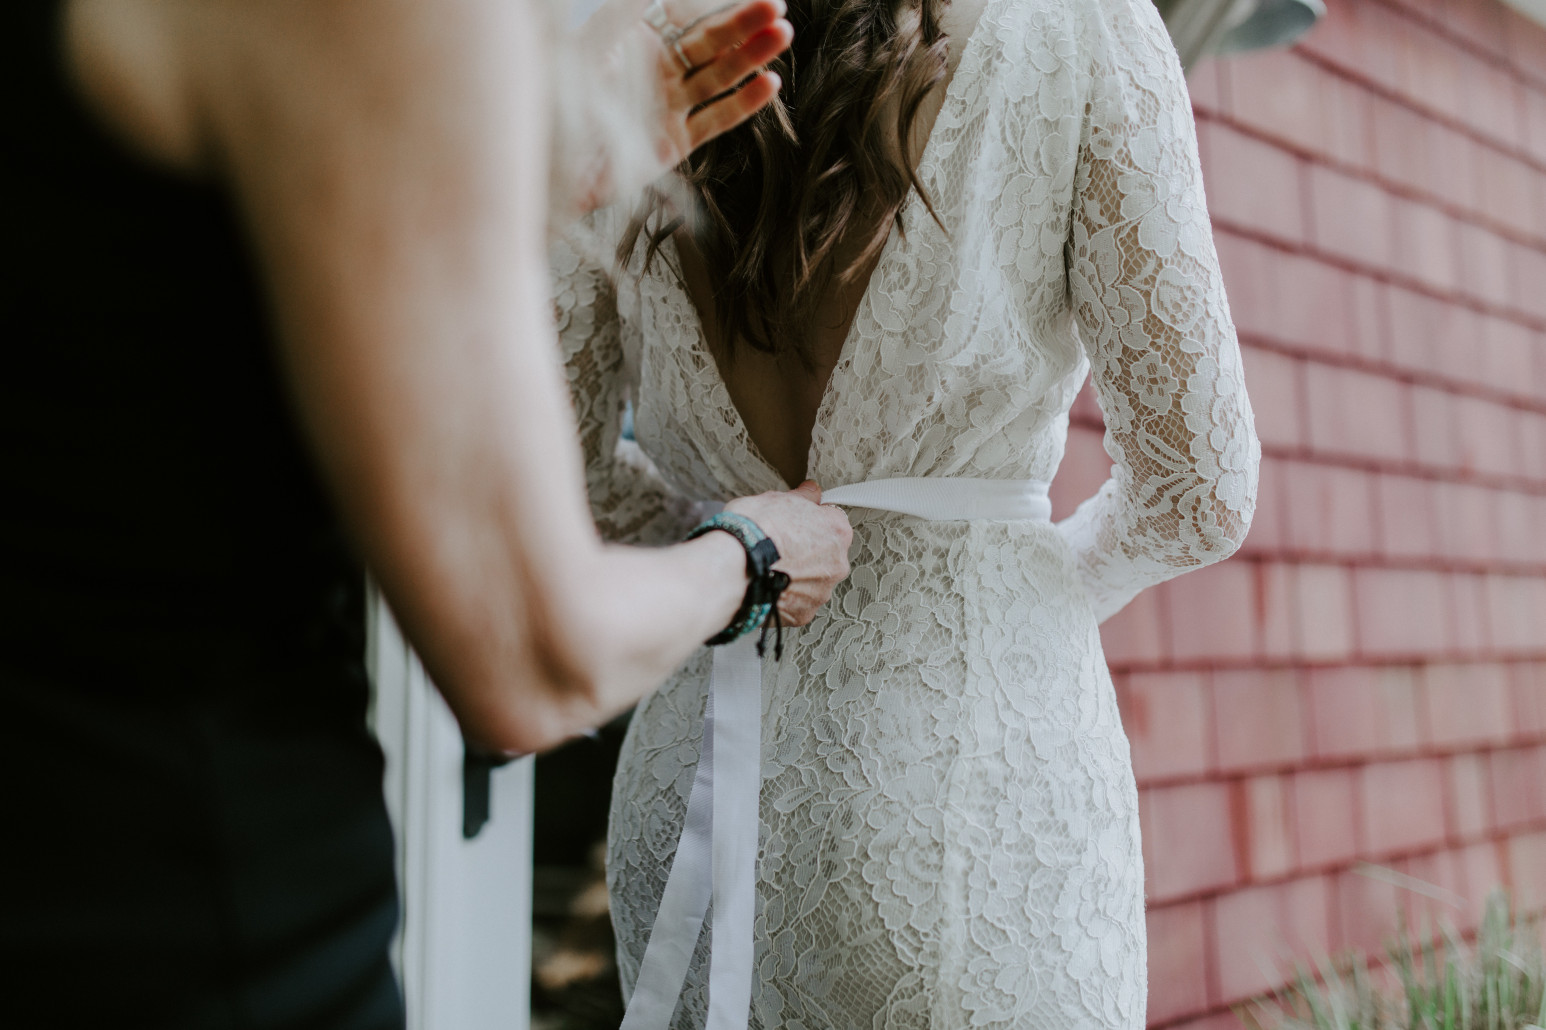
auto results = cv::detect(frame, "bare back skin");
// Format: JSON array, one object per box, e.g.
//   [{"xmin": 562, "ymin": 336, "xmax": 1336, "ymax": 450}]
[{"xmin": 674, "ymin": 0, "xmax": 989, "ymax": 488}]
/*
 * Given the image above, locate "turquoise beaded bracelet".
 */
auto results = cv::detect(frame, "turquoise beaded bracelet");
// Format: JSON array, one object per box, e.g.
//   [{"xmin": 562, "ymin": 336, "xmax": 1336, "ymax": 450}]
[{"xmin": 686, "ymin": 512, "xmax": 791, "ymax": 659}]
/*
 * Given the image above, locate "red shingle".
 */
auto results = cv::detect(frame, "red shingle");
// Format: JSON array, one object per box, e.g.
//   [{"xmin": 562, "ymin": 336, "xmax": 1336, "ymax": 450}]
[
  {"xmin": 1212, "ymin": 876, "xmax": 1332, "ymax": 1002},
  {"xmin": 1294, "ymin": 766, "xmax": 1361, "ymax": 868},
  {"xmin": 1142, "ymin": 783, "xmax": 1242, "ymax": 902},
  {"xmin": 1359, "ymin": 758, "xmax": 1448, "ymax": 855},
  {"xmin": 1146, "ymin": 901, "xmax": 1212, "ymax": 1023}
]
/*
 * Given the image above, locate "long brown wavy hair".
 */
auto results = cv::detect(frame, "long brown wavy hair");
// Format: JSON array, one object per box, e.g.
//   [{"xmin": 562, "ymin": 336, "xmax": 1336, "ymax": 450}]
[{"xmin": 621, "ymin": 0, "xmax": 951, "ymax": 365}]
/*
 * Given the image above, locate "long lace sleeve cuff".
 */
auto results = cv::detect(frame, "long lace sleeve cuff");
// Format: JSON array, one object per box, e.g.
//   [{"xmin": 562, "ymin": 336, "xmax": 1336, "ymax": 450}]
[
  {"xmin": 1055, "ymin": 0, "xmax": 1260, "ymax": 624},
  {"xmin": 554, "ymin": 222, "xmax": 707, "ymax": 547}
]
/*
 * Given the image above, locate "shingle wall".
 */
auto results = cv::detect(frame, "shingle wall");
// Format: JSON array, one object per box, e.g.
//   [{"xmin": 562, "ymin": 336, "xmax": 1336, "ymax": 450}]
[{"xmin": 1049, "ymin": 1, "xmax": 1546, "ymax": 1023}]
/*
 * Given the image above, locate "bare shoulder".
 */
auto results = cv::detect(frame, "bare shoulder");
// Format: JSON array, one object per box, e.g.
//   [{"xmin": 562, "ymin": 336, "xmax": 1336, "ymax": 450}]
[
  {"xmin": 62, "ymin": 0, "xmax": 542, "ymax": 179},
  {"xmin": 61, "ymin": 0, "xmax": 345, "ymax": 174},
  {"xmin": 63, "ymin": 0, "xmax": 204, "ymax": 171}
]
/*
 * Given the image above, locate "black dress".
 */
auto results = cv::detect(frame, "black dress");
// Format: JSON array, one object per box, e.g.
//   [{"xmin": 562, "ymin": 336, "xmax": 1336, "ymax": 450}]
[{"xmin": 0, "ymin": 6, "xmax": 404, "ymax": 1027}]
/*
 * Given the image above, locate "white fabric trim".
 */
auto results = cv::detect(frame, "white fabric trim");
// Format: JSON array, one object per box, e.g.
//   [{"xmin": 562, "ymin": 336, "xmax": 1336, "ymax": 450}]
[{"xmin": 821, "ymin": 476, "xmax": 1051, "ymax": 523}]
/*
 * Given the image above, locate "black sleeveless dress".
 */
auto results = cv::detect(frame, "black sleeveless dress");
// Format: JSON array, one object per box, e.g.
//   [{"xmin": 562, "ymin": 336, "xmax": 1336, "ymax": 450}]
[{"xmin": 0, "ymin": 6, "xmax": 404, "ymax": 1028}]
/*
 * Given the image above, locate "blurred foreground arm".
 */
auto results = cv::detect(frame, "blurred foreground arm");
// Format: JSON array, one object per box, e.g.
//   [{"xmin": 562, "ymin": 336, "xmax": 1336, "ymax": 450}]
[{"xmin": 71, "ymin": 0, "xmax": 848, "ymax": 753}]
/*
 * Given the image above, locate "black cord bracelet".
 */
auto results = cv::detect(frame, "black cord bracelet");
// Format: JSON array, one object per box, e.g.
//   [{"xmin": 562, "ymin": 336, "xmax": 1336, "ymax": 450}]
[{"xmin": 686, "ymin": 512, "xmax": 792, "ymax": 659}]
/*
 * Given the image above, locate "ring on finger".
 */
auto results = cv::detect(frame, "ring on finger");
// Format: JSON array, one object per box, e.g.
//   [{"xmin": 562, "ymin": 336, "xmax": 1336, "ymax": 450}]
[
  {"xmin": 641, "ymin": 1, "xmax": 697, "ymax": 74},
  {"xmin": 641, "ymin": 0, "xmax": 674, "ymax": 35},
  {"xmin": 670, "ymin": 38, "xmax": 695, "ymax": 74}
]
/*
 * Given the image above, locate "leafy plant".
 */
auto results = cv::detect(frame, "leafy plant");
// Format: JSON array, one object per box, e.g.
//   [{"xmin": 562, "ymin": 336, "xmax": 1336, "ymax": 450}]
[{"xmin": 1244, "ymin": 890, "xmax": 1546, "ymax": 1030}]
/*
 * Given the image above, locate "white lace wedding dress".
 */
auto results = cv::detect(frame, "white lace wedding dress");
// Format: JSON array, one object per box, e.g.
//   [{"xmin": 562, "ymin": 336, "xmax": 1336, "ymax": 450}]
[{"xmin": 551, "ymin": 0, "xmax": 1259, "ymax": 1023}]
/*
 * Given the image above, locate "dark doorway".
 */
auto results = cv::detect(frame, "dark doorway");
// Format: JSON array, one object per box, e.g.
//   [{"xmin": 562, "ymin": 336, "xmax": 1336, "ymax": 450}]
[{"xmin": 530, "ymin": 712, "xmax": 630, "ymax": 1030}]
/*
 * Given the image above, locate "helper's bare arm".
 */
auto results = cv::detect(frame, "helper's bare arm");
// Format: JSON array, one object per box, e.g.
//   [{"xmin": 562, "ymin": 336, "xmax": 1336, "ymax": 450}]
[{"xmin": 66, "ymin": 0, "xmax": 850, "ymax": 754}]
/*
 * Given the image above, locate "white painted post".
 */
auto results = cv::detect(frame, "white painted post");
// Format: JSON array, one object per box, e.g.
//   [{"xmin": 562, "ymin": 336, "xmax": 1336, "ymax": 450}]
[{"xmin": 367, "ymin": 589, "xmax": 534, "ymax": 1030}]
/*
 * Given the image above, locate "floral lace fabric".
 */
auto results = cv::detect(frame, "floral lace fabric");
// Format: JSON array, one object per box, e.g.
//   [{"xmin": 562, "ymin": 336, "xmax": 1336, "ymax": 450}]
[{"xmin": 550, "ymin": 0, "xmax": 1259, "ymax": 1023}]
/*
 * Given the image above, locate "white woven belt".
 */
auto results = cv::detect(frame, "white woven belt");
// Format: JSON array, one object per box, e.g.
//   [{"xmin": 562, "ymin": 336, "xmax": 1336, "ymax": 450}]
[{"xmin": 619, "ymin": 476, "xmax": 1052, "ymax": 1030}]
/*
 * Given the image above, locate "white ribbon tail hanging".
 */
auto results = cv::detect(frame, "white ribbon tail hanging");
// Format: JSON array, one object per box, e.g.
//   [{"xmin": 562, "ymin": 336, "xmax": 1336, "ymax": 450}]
[
  {"xmin": 619, "ymin": 637, "xmax": 763, "ymax": 1030},
  {"xmin": 704, "ymin": 639, "xmax": 762, "ymax": 1030},
  {"xmin": 618, "ymin": 687, "xmax": 717, "ymax": 1030}
]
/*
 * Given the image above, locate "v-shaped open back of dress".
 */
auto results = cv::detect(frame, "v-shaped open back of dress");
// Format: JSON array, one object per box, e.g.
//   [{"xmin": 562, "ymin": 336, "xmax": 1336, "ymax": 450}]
[{"xmin": 666, "ymin": 0, "xmax": 990, "ymax": 488}]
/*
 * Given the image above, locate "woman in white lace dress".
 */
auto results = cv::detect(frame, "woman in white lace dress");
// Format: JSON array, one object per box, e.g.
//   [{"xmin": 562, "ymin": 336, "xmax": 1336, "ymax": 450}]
[{"xmin": 552, "ymin": 0, "xmax": 1259, "ymax": 1023}]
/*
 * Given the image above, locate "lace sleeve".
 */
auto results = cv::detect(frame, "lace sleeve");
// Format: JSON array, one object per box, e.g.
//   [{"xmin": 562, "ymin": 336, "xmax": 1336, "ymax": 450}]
[
  {"xmin": 553, "ymin": 225, "xmax": 707, "ymax": 546},
  {"xmin": 1055, "ymin": 0, "xmax": 1261, "ymax": 623}
]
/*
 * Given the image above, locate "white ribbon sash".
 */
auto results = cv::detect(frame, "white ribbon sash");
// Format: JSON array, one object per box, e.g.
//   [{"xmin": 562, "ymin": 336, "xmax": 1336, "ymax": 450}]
[{"xmin": 619, "ymin": 476, "xmax": 1052, "ymax": 1030}]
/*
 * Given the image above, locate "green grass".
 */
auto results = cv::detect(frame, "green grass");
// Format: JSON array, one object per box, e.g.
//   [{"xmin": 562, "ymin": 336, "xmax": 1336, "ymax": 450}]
[{"xmin": 1243, "ymin": 890, "xmax": 1546, "ymax": 1030}]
